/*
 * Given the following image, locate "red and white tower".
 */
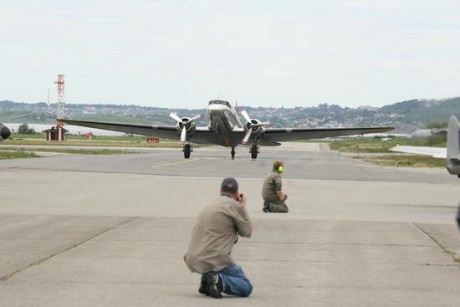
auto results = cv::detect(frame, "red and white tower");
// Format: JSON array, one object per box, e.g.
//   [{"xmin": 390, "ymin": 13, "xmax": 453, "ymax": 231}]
[{"xmin": 55, "ymin": 74, "xmax": 65, "ymax": 123}]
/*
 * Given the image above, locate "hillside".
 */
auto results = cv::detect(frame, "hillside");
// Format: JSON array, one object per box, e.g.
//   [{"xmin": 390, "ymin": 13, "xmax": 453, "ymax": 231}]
[{"xmin": 1, "ymin": 97, "xmax": 459, "ymax": 132}]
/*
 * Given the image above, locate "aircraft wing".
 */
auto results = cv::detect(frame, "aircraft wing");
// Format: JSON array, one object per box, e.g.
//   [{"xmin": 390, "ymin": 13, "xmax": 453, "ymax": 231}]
[
  {"xmin": 262, "ymin": 126, "xmax": 394, "ymax": 142},
  {"xmin": 390, "ymin": 145, "xmax": 447, "ymax": 158},
  {"xmin": 60, "ymin": 119, "xmax": 212, "ymax": 142}
]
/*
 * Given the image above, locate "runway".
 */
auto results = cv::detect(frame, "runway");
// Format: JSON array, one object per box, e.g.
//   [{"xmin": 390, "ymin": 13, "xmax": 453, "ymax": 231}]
[
  {"xmin": 1, "ymin": 142, "xmax": 457, "ymax": 183},
  {"xmin": 0, "ymin": 143, "xmax": 459, "ymax": 306}
]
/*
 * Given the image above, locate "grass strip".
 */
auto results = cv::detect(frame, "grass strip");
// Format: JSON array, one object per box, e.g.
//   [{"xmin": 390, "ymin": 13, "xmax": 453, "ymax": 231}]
[
  {"xmin": 356, "ymin": 154, "xmax": 446, "ymax": 168},
  {"xmin": 0, "ymin": 147, "xmax": 134, "ymax": 155},
  {"xmin": 0, "ymin": 151, "xmax": 39, "ymax": 160},
  {"xmin": 329, "ymin": 136, "xmax": 446, "ymax": 154}
]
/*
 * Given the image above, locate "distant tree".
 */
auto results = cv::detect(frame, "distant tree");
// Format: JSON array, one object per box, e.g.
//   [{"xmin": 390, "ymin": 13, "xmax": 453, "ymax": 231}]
[
  {"xmin": 17, "ymin": 123, "xmax": 36, "ymax": 134},
  {"xmin": 426, "ymin": 121, "xmax": 448, "ymax": 129},
  {"xmin": 427, "ymin": 135, "xmax": 446, "ymax": 147},
  {"xmin": 17, "ymin": 123, "xmax": 28, "ymax": 134}
]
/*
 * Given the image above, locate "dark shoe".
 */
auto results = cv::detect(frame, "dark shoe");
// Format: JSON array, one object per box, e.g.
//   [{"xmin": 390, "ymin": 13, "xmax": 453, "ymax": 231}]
[
  {"xmin": 204, "ymin": 272, "xmax": 222, "ymax": 299},
  {"xmin": 263, "ymin": 201, "xmax": 270, "ymax": 213},
  {"xmin": 198, "ymin": 274, "xmax": 209, "ymax": 295}
]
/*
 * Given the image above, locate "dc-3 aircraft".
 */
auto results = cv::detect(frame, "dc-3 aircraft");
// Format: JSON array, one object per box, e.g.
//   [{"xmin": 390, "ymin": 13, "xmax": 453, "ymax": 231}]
[
  {"xmin": 0, "ymin": 123, "xmax": 11, "ymax": 141},
  {"xmin": 391, "ymin": 115, "xmax": 460, "ymax": 177},
  {"xmin": 61, "ymin": 99, "xmax": 394, "ymax": 159}
]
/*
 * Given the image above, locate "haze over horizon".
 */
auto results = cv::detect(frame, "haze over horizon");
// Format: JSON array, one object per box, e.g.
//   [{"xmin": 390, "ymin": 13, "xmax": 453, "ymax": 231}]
[{"xmin": 1, "ymin": 0, "xmax": 459, "ymax": 109}]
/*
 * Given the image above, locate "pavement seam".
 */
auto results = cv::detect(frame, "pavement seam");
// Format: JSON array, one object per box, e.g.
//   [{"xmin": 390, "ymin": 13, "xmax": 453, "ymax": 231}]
[
  {"xmin": 151, "ymin": 158, "xmax": 201, "ymax": 169},
  {"xmin": 0, "ymin": 217, "xmax": 139, "ymax": 282},
  {"xmin": 4, "ymin": 280, "xmax": 460, "ymax": 292},
  {"xmin": 2, "ymin": 166, "xmax": 457, "ymax": 185},
  {"xmin": 412, "ymin": 223, "xmax": 458, "ymax": 263}
]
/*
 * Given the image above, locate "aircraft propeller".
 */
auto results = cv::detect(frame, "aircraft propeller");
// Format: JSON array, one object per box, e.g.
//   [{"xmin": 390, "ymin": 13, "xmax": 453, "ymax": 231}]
[
  {"xmin": 240, "ymin": 110, "xmax": 270, "ymax": 144},
  {"xmin": 169, "ymin": 113, "xmax": 201, "ymax": 142}
]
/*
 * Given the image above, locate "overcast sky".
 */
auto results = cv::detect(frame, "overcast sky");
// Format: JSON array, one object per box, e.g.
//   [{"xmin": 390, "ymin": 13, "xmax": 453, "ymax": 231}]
[{"xmin": 1, "ymin": 0, "xmax": 459, "ymax": 108}]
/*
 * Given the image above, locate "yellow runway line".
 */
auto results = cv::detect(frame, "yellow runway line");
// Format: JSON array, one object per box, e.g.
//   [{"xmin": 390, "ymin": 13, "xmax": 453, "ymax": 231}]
[{"xmin": 151, "ymin": 158, "xmax": 201, "ymax": 169}]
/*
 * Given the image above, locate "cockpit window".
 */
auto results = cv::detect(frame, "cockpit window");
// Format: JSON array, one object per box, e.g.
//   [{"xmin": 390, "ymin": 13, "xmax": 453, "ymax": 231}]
[{"xmin": 209, "ymin": 100, "xmax": 230, "ymax": 108}]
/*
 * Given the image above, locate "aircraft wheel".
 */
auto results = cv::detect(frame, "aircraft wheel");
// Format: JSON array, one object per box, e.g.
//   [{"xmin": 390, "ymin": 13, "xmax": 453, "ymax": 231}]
[
  {"xmin": 250, "ymin": 145, "xmax": 258, "ymax": 159},
  {"xmin": 184, "ymin": 144, "xmax": 191, "ymax": 159}
]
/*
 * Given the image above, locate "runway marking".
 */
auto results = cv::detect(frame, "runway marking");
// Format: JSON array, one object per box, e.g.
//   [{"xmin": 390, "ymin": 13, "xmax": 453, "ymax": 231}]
[{"xmin": 151, "ymin": 158, "xmax": 202, "ymax": 169}]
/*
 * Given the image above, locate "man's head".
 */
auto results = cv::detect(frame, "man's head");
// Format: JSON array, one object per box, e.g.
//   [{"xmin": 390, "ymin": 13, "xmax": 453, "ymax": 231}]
[
  {"xmin": 220, "ymin": 177, "xmax": 239, "ymax": 197},
  {"xmin": 273, "ymin": 161, "xmax": 285, "ymax": 173}
]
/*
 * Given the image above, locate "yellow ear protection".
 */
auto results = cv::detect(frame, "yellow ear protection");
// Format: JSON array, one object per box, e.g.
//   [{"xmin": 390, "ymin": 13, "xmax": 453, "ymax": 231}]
[{"xmin": 278, "ymin": 165, "xmax": 285, "ymax": 173}]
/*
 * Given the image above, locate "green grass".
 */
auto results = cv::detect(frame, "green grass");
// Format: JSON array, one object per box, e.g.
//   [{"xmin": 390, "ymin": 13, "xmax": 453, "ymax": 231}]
[
  {"xmin": 329, "ymin": 136, "xmax": 446, "ymax": 154},
  {"xmin": 4, "ymin": 134, "xmax": 189, "ymax": 148},
  {"xmin": 0, "ymin": 147, "xmax": 134, "ymax": 155},
  {"xmin": 329, "ymin": 136, "xmax": 447, "ymax": 168},
  {"xmin": 0, "ymin": 151, "xmax": 39, "ymax": 160},
  {"xmin": 357, "ymin": 155, "xmax": 446, "ymax": 168}
]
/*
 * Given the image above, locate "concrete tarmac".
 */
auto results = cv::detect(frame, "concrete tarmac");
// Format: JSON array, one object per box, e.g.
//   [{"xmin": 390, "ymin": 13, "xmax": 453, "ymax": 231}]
[{"xmin": 0, "ymin": 143, "xmax": 459, "ymax": 306}]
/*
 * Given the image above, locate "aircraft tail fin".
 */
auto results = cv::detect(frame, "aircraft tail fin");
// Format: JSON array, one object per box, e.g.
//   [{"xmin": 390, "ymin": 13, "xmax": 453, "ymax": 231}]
[{"xmin": 447, "ymin": 115, "xmax": 460, "ymax": 159}]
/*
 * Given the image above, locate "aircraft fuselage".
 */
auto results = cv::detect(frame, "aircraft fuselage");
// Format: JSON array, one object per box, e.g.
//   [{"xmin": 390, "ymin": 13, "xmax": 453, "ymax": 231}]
[{"xmin": 206, "ymin": 100, "xmax": 244, "ymax": 147}]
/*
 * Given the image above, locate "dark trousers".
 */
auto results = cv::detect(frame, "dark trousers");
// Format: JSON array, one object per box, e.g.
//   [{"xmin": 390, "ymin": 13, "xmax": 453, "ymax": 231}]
[{"xmin": 263, "ymin": 200, "xmax": 289, "ymax": 213}]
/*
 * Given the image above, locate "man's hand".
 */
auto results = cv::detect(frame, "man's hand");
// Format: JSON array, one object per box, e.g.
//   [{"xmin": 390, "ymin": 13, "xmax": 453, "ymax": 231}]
[
  {"xmin": 238, "ymin": 193, "xmax": 247, "ymax": 206},
  {"xmin": 278, "ymin": 191, "xmax": 287, "ymax": 201},
  {"xmin": 277, "ymin": 191, "xmax": 284, "ymax": 201}
]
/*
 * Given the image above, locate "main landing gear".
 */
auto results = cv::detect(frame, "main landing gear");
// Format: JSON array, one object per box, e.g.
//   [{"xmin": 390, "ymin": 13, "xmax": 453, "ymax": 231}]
[
  {"xmin": 250, "ymin": 144, "xmax": 259, "ymax": 159},
  {"xmin": 183, "ymin": 143, "xmax": 192, "ymax": 159},
  {"xmin": 231, "ymin": 147, "xmax": 235, "ymax": 160}
]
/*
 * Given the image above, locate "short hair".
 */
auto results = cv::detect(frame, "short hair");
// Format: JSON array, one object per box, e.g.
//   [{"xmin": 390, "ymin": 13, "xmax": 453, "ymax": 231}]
[
  {"xmin": 220, "ymin": 177, "xmax": 239, "ymax": 195},
  {"xmin": 273, "ymin": 160, "xmax": 284, "ymax": 171}
]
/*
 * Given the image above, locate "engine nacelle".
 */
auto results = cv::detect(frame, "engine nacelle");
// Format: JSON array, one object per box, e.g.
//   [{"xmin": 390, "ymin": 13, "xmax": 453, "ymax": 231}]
[
  {"xmin": 245, "ymin": 119, "xmax": 263, "ymax": 134},
  {"xmin": 0, "ymin": 124, "xmax": 11, "ymax": 141},
  {"xmin": 177, "ymin": 117, "xmax": 197, "ymax": 133}
]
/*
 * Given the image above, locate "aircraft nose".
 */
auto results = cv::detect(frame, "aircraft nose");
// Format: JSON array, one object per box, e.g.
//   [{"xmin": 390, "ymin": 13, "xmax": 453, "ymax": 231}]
[{"xmin": 1, "ymin": 126, "xmax": 11, "ymax": 140}]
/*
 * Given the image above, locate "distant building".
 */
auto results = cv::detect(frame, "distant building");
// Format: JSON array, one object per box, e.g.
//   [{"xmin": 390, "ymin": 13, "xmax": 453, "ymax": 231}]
[
  {"xmin": 82, "ymin": 106, "xmax": 97, "ymax": 114},
  {"xmin": 357, "ymin": 106, "xmax": 378, "ymax": 111},
  {"xmin": 44, "ymin": 126, "xmax": 68, "ymax": 141}
]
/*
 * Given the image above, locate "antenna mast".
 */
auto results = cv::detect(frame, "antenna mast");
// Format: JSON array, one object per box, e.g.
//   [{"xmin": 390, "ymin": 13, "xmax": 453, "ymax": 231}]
[{"xmin": 55, "ymin": 74, "xmax": 65, "ymax": 124}]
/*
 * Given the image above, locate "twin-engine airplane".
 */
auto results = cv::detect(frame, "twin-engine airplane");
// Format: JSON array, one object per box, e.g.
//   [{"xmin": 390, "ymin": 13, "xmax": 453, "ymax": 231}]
[
  {"xmin": 0, "ymin": 123, "xmax": 11, "ymax": 142},
  {"xmin": 61, "ymin": 100, "xmax": 394, "ymax": 159}
]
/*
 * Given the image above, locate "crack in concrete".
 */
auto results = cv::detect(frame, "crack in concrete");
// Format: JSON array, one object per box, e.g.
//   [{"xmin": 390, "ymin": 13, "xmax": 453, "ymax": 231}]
[
  {"xmin": 0, "ymin": 217, "xmax": 138, "ymax": 282},
  {"xmin": 413, "ymin": 223, "xmax": 459, "ymax": 264},
  {"xmin": 240, "ymin": 241, "xmax": 435, "ymax": 247},
  {"xmin": 236, "ymin": 258, "xmax": 458, "ymax": 266}
]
